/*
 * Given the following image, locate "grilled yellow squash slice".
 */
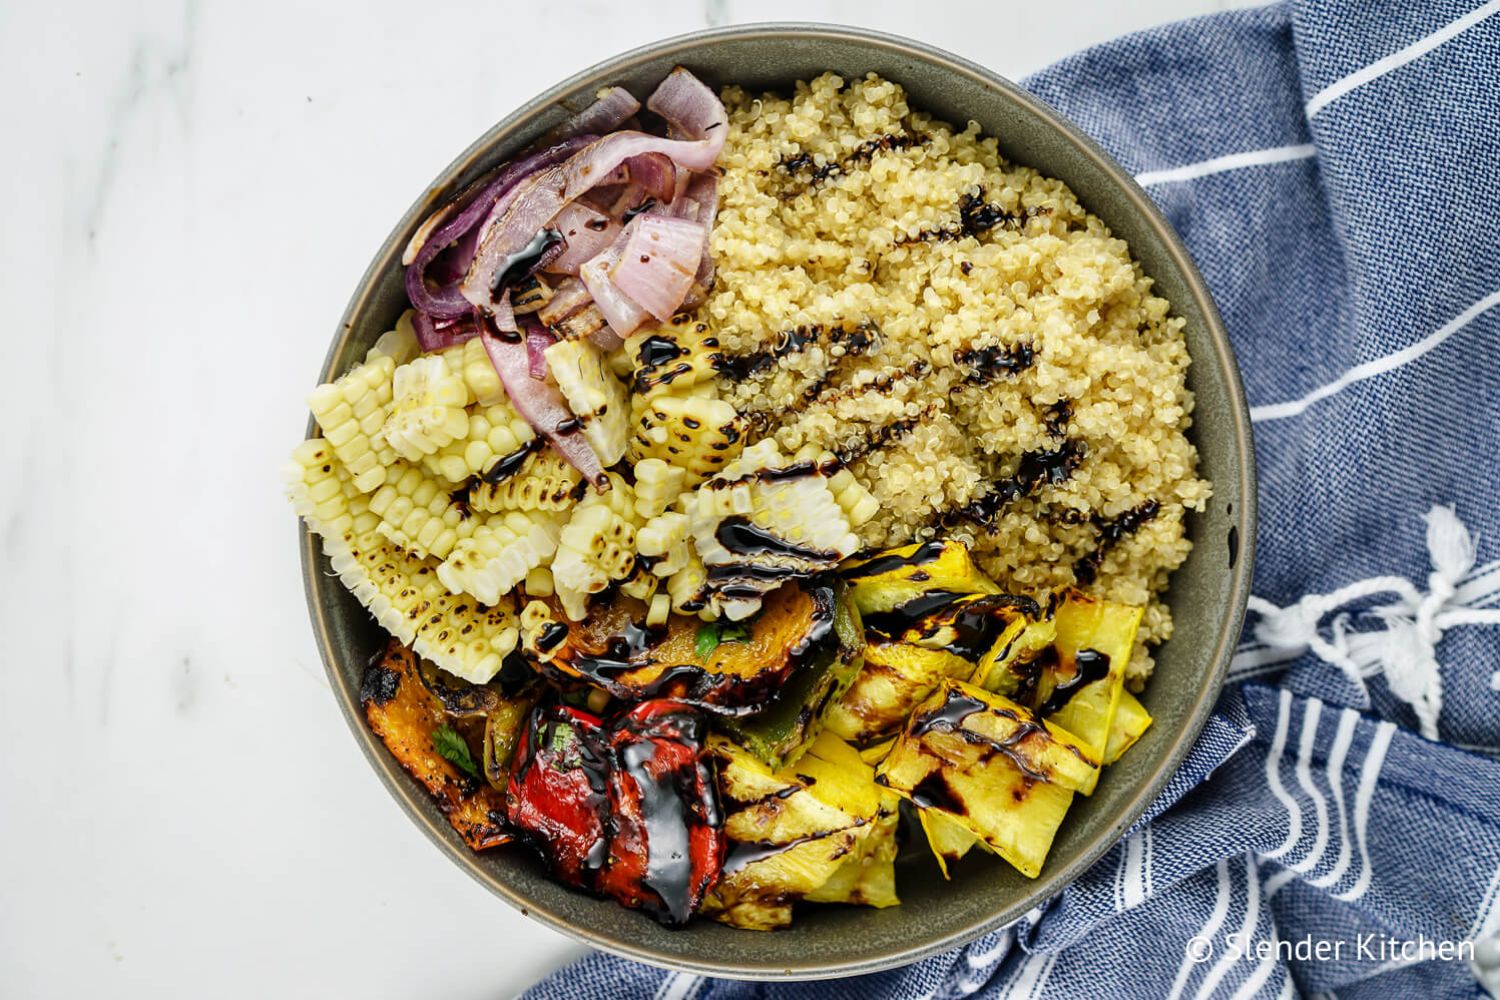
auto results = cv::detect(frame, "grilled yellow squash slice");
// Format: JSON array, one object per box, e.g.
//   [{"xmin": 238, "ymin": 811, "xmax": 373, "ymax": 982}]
[
  {"xmin": 918, "ymin": 808, "xmax": 985, "ymax": 879},
  {"xmin": 826, "ymin": 593, "xmax": 1032, "ymax": 744},
  {"xmin": 841, "ymin": 540, "xmax": 1000, "ymax": 616},
  {"xmin": 805, "ymin": 787, "xmax": 901, "ymax": 908},
  {"xmin": 703, "ymin": 731, "xmax": 891, "ymax": 929},
  {"xmin": 1103, "ymin": 690, "xmax": 1153, "ymax": 765},
  {"xmin": 1036, "ymin": 594, "xmax": 1142, "ymax": 793},
  {"xmin": 877, "ymin": 679, "xmax": 1098, "ymax": 878},
  {"xmin": 824, "ymin": 639, "xmax": 974, "ymax": 745}
]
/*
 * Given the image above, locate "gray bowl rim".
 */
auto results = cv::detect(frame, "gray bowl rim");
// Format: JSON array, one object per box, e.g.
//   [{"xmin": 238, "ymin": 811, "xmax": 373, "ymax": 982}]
[{"xmin": 300, "ymin": 20, "xmax": 1257, "ymax": 981}]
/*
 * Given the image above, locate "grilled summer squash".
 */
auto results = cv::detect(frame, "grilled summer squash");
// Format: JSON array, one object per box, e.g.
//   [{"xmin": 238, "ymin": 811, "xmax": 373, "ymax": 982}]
[
  {"xmin": 842, "ymin": 539, "xmax": 1001, "ymax": 616},
  {"xmin": 704, "ymin": 731, "xmax": 892, "ymax": 929},
  {"xmin": 1104, "ymin": 690, "xmax": 1153, "ymax": 765},
  {"xmin": 1028, "ymin": 594, "xmax": 1142, "ymax": 794},
  {"xmin": 826, "ymin": 592, "xmax": 1036, "ymax": 744},
  {"xmin": 876, "ymin": 679, "xmax": 1099, "ymax": 879}
]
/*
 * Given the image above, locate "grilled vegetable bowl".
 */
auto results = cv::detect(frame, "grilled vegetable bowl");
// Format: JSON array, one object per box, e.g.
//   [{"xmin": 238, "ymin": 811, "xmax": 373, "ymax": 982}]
[{"xmin": 296, "ymin": 25, "xmax": 1254, "ymax": 978}]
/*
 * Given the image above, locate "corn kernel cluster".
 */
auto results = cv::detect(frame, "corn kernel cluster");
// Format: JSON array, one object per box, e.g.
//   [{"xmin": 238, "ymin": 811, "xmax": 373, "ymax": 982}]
[{"xmin": 290, "ymin": 311, "xmax": 866, "ymax": 682}]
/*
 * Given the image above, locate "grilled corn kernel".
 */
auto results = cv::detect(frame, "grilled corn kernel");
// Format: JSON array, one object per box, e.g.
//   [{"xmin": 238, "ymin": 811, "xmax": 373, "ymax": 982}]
[
  {"xmin": 366, "ymin": 461, "xmax": 478, "ymax": 560},
  {"xmin": 437, "ymin": 509, "xmax": 564, "ymax": 607},
  {"xmin": 523, "ymin": 565, "xmax": 555, "ymax": 597},
  {"xmin": 627, "ymin": 319, "xmax": 723, "ymax": 396},
  {"xmin": 629, "ymin": 393, "xmax": 745, "ymax": 484},
  {"xmin": 440, "ymin": 336, "xmax": 505, "ymax": 406},
  {"xmin": 470, "ymin": 448, "xmax": 583, "ymax": 512},
  {"xmin": 632, "ymin": 458, "xmax": 687, "ymax": 520},
  {"xmin": 307, "ymin": 352, "xmax": 399, "ymax": 494},
  {"xmin": 647, "ymin": 592, "xmax": 672, "ymax": 627},
  {"xmin": 544, "ymin": 337, "xmax": 630, "ymax": 466},
  {"xmin": 383, "ymin": 355, "xmax": 472, "ymax": 461},
  {"xmin": 421, "ymin": 401, "xmax": 536, "ymax": 484},
  {"xmin": 283, "ymin": 439, "xmax": 517, "ymax": 682},
  {"xmin": 551, "ymin": 474, "xmax": 640, "ymax": 621}
]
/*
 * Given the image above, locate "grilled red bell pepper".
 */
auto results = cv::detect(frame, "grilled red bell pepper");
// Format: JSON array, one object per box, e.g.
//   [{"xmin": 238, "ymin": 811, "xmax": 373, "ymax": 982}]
[
  {"xmin": 504, "ymin": 699, "xmax": 724, "ymax": 925},
  {"xmin": 599, "ymin": 701, "xmax": 724, "ymax": 925},
  {"xmin": 505, "ymin": 704, "xmax": 611, "ymax": 887}
]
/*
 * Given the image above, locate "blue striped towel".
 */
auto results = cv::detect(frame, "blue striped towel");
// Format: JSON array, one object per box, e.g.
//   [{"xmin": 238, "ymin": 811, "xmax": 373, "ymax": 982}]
[{"xmin": 527, "ymin": 2, "xmax": 1500, "ymax": 996}]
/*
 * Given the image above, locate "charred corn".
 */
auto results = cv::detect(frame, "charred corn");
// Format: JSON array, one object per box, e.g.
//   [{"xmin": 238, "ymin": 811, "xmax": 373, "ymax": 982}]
[
  {"xmin": 383, "ymin": 355, "xmax": 472, "ymax": 461},
  {"xmin": 636, "ymin": 510, "xmax": 692, "ymax": 577},
  {"xmin": 827, "ymin": 464, "xmax": 881, "ymax": 529},
  {"xmin": 366, "ymin": 461, "xmax": 478, "ymax": 560},
  {"xmin": 469, "ymin": 448, "xmax": 582, "ymax": 512},
  {"xmin": 544, "ymin": 337, "xmax": 630, "ymax": 466},
  {"xmin": 436, "ymin": 509, "xmax": 565, "ymax": 608},
  {"xmin": 440, "ymin": 336, "xmax": 505, "ymax": 406},
  {"xmin": 631, "ymin": 458, "xmax": 687, "ymax": 521},
  {"xmin": 627, "ymin": 318, "xmax": 722, "ymax": 395},
  {"xmin": 685, "ymin": 440, "xmax": 860, "ymax": 617},
  {"xmin": 664, "ymin": 549, "xmax": 710, "ymax": 618},
  {"xmin": 283, "ymin": 438, "xmax": 518, "ymax": 683},
  {"xmin": 523, "ymin": 565, "xmax": 554, "ymax": 598},
  {"xmin": 307, "ymin": 356, "xmax": 400, "ymax": 495},
  {"xmin": 629, "ymin": 393, "xmax": 744, "ymax": 484},
  {"xmin": 421, "ymin": 401, "xmax": 536, "ymax": 484},
  {"xmin": 551, "ymin": 474, "xmax": 640, "ymax": 621}
]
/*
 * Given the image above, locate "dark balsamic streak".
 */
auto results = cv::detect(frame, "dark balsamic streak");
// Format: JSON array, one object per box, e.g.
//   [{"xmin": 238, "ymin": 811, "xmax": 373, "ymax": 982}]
[
  {"xmin": 843, "ymin": 540, "xmax": 947, "ymax": 580},
  {"xmin": 778, "ymin": 131, "xmax": 932, "ymax": 184},
  {"xmin": 1072, "ymin": 499, "xmax": 1161, "ymax": 586},
  {"xmin": 490, "ymin": 228, "xmax": 563, "ymax": 299},
  {"xmin": 944, "ymin": 441, "xmax": 1087, "ymax": 529},
  {"xmin": 956, "ymin": 341, "xmax": 1035, "ymax": 386},
  {"xmin": 1037, "ymin": 649, "xmax": 1111, "ymax": 716},
  {"xmin": 481, "ymin": 436, "xmax": 544, "ymax": 484}
]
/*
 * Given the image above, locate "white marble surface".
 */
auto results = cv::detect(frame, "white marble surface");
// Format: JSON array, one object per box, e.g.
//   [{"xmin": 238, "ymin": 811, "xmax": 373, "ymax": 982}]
[{"xmin": 0, "ymin": 1, "xmax": 1250, "ymax": 996}]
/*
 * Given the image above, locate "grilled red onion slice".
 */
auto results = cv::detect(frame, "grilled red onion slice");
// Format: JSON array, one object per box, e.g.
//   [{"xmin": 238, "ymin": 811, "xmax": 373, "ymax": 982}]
[
  {"xmin": 478, "ymin": 311, "xmax": 606, "ymax": 488},
  {"xmin": 646, "ymin": 67, "xmax": 728, "ymax": 142},
  {"xmin": 412, "ymin": 310, "xmax": 479, "ymax": 352},
  {"xmin": 675, "ymin": 172, "xmax": 719, "ymax": 310},
  {"xmin": 463, "ymin": 71, "xmax": 726, "ymax": 310},
  {"xmin": 406, "ymin": 137, "xmax": 594, "ymax": 320},
  {"xmin": 623, "ymin": 153, "xmax": 678, "ymax": 203},
  {"xmin": 544, "ymin": 202, "xmax": 621, "ymax": 275},
  {"xmin": 547, "ymin": 86, "xmax": 641, "ymax": 143},
  {"xmin": 609, "ymin": 214, "xmax": 707, "ymax": 323},
  {"xmin": 580, "ymin": 235, "xmax": 651, "ymax": 338},
  {"xmin": 526, "ymin": 324, "xmax": 556, "ymax": 380}
]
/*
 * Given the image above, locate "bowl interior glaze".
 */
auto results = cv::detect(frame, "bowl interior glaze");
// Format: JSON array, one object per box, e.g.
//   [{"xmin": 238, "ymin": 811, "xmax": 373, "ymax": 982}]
[{"xmin": 302, "ymin": 23, "xmax": 1255, "ymax": 980}]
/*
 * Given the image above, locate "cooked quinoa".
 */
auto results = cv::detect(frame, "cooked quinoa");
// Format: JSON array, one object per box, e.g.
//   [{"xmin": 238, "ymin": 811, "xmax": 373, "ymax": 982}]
[{"xmin": 699, "ymin": 73, "xmax": 1211, "ymax": 685}]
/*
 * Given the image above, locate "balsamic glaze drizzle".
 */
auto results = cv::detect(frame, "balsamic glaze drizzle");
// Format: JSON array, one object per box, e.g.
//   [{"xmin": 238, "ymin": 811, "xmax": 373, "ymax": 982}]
[
  {"xmin": 1072, "ymin": 499, "xmax": 1161, "ymax": 586},
  {"xmin": 1037, "ymin": 649, "xmax": 1111, "ymax": 716},
  {"xmin": 481, "ymin": 436, "xmax": 545, "ymax": 484},
  {"xmin": 778, "ymin": 131, "xmax": 931, "ymax": 184},
  {"xmin": 490, "ymin": 228, "xmax": 563, "ymax": 299},
  {"xmin": 945, "ymin": 441, "xmax": 1087, "ymax": 528}
]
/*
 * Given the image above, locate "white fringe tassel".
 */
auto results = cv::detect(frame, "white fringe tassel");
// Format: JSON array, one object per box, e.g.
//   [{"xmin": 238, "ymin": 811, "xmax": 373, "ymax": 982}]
[{"xmin": 1246, "ymin": 505, "xmax": 1500, "ymax": 740}]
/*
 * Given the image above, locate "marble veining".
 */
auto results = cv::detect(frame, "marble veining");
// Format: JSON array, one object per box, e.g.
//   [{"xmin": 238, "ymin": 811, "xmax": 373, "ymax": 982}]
[{"xmin": 0, "ymin": 1, "xmax": 1244, "ymax": 996}]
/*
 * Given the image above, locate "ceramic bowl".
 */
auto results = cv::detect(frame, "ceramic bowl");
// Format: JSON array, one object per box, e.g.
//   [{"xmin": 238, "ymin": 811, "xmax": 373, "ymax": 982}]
[{"xmin": 301, "ymin": 22, "xmax": 1256, "ymax": 980}]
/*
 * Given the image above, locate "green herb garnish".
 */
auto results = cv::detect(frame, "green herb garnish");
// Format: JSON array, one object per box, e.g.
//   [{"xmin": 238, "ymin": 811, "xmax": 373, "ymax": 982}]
[
  {"xmin": 695, "ymin": 622, "xmax": 720, "ymax": 658},
  {"xmin": 433, "ymin": 724, "xmax": 479, "ymax": 778},
  {"xmin": 696, "ymin": 621, "xmax": 750, "ymax": 658}
]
